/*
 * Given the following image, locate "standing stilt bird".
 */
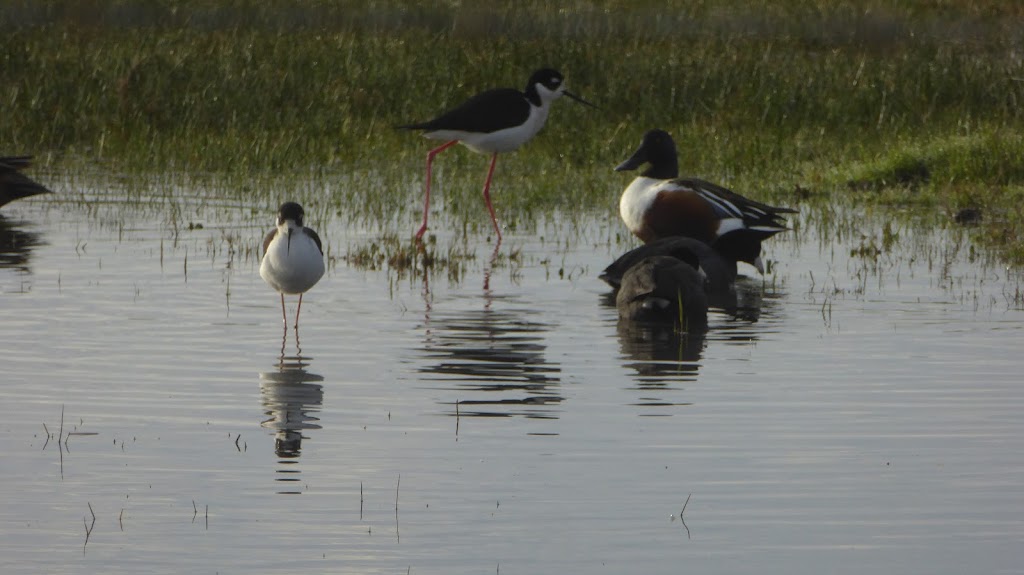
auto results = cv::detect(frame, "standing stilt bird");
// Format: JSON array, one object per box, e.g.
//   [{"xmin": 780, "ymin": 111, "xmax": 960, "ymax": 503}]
[
  {"xmin": 398, "ymin": 68, "xmax": 596, "ymax": 242},
  {"xmin": 260, "ymin": 202, "xmax": 325, "ymax": 329},
  {"xmin": 616, "ymin": 129, "xmax": 797, "ymax": 273}
]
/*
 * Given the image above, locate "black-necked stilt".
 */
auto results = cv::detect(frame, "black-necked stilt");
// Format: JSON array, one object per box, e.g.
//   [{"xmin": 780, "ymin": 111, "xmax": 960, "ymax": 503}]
[
  {"xmin": 616, "ymin": 255, "xmax": 709, "ymax": 331},
  {"xmin": 615, "ymin": 129, "xmax": 797, "ymax": 273},
  {"xmin": 260, "ymin": 202, "xmax": 325, "ymax": 329},
  {"xmin": 1, "ymin": 156, "xmax": 52, "ymax": 208},
  {"xmin": 600, "ymin": 236, "xmax": 738, "ymax": 294},
  {"xmin": 399, "ymin": 68, "xmax": 595, "ymax": 241}
]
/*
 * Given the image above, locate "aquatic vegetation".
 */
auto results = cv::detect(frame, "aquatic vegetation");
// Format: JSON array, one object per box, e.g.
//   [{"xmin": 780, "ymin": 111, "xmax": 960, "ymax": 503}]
[{"xmin": 2, "ymin": 0, "xmax": 1024, "ymax": 261}]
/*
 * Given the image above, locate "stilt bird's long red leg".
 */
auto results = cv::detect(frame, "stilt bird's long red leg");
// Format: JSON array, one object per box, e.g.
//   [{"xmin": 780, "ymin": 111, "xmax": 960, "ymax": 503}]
[
  {"xmin": 481, "ymin": 152, "xmax": 502, "ymax": 242},
  {"xmin": 294, "ymin": 293, "xmax": 304, "ymax": 330},
  {"xmin": 415, "ymin": 140, "xmax": 459, "ymax": 241}
]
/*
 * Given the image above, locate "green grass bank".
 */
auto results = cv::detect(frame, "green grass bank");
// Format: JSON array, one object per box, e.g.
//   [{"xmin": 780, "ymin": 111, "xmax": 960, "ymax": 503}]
[{"xmin": 3, "ymin": 1, "xmax": 1024, "ymax": 259}]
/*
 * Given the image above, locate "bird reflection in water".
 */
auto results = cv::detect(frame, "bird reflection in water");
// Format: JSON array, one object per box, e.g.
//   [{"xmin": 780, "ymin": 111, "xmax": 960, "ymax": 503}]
[
  {"xmin": 418, "ymin": 305, "xmax": 562, "ymax": 423},
  {"xmin": 0, "ymin": 214, "xmax": 46, "ymax": 275},
  {"xmin": 715, "ymin": 278, "xmax": 766, "ymax": 324},
  {"xmin": 0, "ymin": 156, "xmax": 50, "ymax": 284},
  {"xmin": 259, "ymin": 327, "xmax": 324, "ymax": 494},
  {"xmin": 609, "ymin": 276, "xmax": 772, "ymax": 413},
  {"xmin": 617, "ymin": 321, "xmax": 706, "ymax": 408}
]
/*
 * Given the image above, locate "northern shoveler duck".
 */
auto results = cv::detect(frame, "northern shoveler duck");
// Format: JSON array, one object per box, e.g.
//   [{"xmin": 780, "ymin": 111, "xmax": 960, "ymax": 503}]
[
  {"xmin": 0, "ymin": 156, "xmax": 52, "ymax": 208},
  {"xmin": 615, "ymin": 129, "xmax": 797, "ymax": 273},
  {"xmin": 600, "ymin": 236, "xmax": 738, "ymax": 294},
  {"xmin": 616, "ymin": 255, "xmax": 709, "ymax": 332},
  {"xmin": 398, "ymin": 68, "xmax": 596, "ymax": 242},
  {"xmin": 260, "ymin": 202, "xmax": 325, "ymax": 329}
]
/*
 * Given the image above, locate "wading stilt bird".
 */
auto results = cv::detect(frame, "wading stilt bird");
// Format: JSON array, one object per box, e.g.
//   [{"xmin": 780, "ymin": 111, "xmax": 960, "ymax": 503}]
[
  {"xmin": 615, "ymin": 130, "xmax": 797, "ymax": 273},
  {"xmin": 260, "ymin": 202, "xmax": 325, "ymax": 329},
  {"xmin": 398, "ymin": 68, "xmax": 596, "ymax": 242},
  {"xmin": 0, "ymin": 156, "xmax": 52, "ymax": 208}
]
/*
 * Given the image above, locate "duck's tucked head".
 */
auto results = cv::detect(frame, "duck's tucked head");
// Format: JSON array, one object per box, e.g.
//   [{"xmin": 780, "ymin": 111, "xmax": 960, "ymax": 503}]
[
  {"xmin": 614, "ymin": 129, "xmax": 679, "ymax": 179},
  {"xmin": 616, "ymin": 255, "xmax": 708, "ymax": 331}
]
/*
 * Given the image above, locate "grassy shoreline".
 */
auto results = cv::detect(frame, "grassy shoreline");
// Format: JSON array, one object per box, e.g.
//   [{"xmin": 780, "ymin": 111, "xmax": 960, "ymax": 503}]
[{"xmin": 3, "ymin": 1, "xmax": 1024, "ymax": 260}]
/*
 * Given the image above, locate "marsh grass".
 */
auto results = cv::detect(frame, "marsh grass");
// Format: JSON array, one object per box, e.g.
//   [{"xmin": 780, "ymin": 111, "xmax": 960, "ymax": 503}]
[{"xmin": 3, "ymin": 0, "xmax": 1024, "ymax": 261}]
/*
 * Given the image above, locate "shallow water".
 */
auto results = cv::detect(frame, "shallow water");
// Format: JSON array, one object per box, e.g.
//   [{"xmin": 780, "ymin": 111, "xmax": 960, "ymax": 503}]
[{"xmin": 2, "ymin": 186, "xmax": 1023, "ymax": 575}]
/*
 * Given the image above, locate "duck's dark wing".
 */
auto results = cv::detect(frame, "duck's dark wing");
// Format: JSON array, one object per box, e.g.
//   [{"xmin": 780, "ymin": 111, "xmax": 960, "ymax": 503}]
[
  {"xmin": 674, "ymin": 177, "xmax": 796, "ymax": 229},
  {"xmin": 0, "ymin": 156, "xmax": 34, "ymax": 170},
  {"xmin": 602, "ymin": 238, "xmax": 700, "ymax": 289},
  {"xmin": 601, "ymin": 236, "xmax": 737, "ymax": 292}
]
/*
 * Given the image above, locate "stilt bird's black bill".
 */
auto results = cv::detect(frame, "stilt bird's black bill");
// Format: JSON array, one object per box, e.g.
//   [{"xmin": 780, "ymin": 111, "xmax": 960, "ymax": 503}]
[{"xmin": 564, "ymin": 90, "xmax": 598, "ymax": 109}]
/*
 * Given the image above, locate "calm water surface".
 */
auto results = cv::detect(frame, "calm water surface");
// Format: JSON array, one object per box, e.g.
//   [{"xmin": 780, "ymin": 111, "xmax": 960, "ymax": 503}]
[{"xmin": 1, "ymin": 183, "xmax": 1023, "ymax": 575}]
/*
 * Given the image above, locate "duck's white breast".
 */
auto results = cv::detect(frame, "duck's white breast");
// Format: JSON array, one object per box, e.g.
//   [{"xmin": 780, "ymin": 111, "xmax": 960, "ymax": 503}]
[{"xmin": 619, "ymin": 177, "xmax": 666, "ymax": 233}]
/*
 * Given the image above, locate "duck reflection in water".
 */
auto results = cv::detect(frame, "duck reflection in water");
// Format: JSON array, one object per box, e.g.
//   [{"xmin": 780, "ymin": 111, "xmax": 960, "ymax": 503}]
[
  {"xmin": 617, "ymin": 320, "xmax": 706, "ymax": 390},
  {"xmin": 602, "ymin": 239, "xmax": 772, "ymax": 405},
  {"xmin": 0, "ymin": 214, "xmax": 46, "ymax": 274},
  {"xmin": 613, "ymin": 275, "xmax": 773, "ymax": 386},
  {"xmin": 259, "ymin": 328, "xmax": 324, "ymax": 493},
  {"xmin": 613, "ymin": 255, "xmax": 708, "ymax": 394},
  {"xmin": 1, "ymin": 156, "xmax": 50, "ymax": 280}
]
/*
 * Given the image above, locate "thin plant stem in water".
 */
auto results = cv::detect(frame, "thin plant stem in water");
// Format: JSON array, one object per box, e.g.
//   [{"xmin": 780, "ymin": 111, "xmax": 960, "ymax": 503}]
[
  {"xmin": 677, "ymin": 288, "xmax": 685, "ymax": 331},
  {"xmin": 59, "ymin": 405, "xmax": 64, "ymax": 480},
  {"xmin": 83, "ymin": 502, "xmax": 96, "ymax": 554},
  {"xmin": 681, "ymin": 493, "xmax": 692, "ymax": 540}
]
